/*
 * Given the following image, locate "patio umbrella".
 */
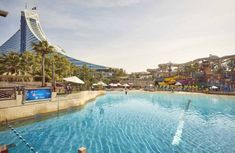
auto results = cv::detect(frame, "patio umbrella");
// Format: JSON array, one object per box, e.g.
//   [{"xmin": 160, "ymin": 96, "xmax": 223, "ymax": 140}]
[
  {"xmin": 123, "ymin": 83, "xmax": 129, "ymax": 87},
  {"xmin": 175, "ymin": 82, "xmax": 182, "ymax": 86},
  {"xmin": 97, "ymin": 81, "xmax": 107, "ymax": 86},
  {"xmin": 109, "ymin": 83, "xmax": 118, "ymax": 87},
  {"xmin": 63, "ymin": 76, "xmax": 84, "ymax": 84},
  {"xmin": 117, "ymin": 83, "xmax": 122, "ymax": 86},
  {"xmin": 211, "ymin": 85, "xmax": 218, "ymax": 89}
]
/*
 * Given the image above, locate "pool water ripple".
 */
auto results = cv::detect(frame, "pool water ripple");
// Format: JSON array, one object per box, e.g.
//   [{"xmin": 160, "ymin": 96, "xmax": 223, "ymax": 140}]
[{"xmin": 0, "ymin": 92, "xmax": 235, "ymax": 153}]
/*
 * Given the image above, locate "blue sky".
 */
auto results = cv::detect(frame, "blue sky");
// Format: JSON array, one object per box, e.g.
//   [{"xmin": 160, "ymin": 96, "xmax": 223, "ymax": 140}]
[{"xmin": 1, "ymin": 0, "xmax": 235, "ymax": 72}]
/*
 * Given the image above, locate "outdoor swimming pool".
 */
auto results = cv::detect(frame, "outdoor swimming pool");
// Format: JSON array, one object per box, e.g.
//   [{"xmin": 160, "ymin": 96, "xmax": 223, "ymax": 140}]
[{"xmin": 0, "ymin": 92, "xmax": 235, "ymax": 153}]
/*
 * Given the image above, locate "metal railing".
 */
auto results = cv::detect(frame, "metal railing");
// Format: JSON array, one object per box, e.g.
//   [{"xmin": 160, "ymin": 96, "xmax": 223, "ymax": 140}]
[{"xmin": 0, "ymin": 87, "xmax": 16, "ymax": 101}]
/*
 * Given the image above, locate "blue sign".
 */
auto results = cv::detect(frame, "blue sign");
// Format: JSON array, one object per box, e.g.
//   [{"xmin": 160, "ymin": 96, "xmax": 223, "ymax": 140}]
[{"xmin": 25, "ymin": 88, "xmax": 52, "ymax": 102}]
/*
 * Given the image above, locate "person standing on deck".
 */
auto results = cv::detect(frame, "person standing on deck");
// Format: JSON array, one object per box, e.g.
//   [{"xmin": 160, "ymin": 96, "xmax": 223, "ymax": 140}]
[{"xmin": 125, "ymin": 87, "xmax": 128, "ymax": 95}]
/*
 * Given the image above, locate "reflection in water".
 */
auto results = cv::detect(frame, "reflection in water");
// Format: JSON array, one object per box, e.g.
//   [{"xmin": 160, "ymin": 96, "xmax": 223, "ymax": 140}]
[
  {"xmin": 151, "ymin": 96, "xmax": 154, "ymax": 104},
  {"xmin": 172, "ymin": 100, "xmax": 191, "ymax": 145}
]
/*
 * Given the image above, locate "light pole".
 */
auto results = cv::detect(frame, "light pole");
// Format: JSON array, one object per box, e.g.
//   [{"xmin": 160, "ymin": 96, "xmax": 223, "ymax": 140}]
[
  {"xmin": 52, "ymin": 62, "xmax": 55, "ymax": 91},
  {"xmin": 0, "ymin": 10, "xmax": 8, "ymax": 17}
]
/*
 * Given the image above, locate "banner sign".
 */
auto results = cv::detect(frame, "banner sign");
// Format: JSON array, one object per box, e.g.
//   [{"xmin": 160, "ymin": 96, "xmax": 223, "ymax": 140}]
[{"xmin": 25, "ymin": 88, "xmax": 52, "ymax": 102}]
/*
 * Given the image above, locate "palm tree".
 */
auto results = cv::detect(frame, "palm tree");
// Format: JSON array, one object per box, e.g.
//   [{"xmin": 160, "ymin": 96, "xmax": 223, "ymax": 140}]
[
  {"xmin": 32, "ymin": 41, "xmax": 55, "ymax": 86},
  {"xmin": 228, "ymin": 58, "xmax": 235, "ymax": 72},
  {"xmin": 0, "ymin": 52, "xmax": 21, "ymax": 75},
  {"xmin": 20, "ymin": 51, "xmax": 35, "ymax": 75}
]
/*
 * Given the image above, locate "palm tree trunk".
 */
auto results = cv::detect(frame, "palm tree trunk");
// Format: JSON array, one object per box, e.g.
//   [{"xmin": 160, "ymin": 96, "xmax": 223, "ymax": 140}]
[{"xmin": 42, "ymin": 53, "xmax": 45, "ymax": 86}]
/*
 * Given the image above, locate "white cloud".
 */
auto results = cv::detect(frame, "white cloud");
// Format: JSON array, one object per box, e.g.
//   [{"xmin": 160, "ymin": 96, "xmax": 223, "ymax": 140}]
[
  {"xmin": 1, "ymin": 0, "xmax": 235, "ymax": 72},
  {"xmin": 39, "ymin": 9, "xmax": 88, "ymax": 30}
]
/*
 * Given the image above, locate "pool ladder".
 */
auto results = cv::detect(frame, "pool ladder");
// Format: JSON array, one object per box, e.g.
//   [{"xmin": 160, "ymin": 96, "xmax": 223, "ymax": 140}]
[{"xmin": 6, "ymin": 119, "xmax": 38, "ymax": 153}]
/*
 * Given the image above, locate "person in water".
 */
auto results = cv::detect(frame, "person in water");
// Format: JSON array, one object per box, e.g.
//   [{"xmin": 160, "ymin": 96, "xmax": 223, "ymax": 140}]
[{"xmin": 125, "ymin": 87, "xmax": 128, "ymax": 95}]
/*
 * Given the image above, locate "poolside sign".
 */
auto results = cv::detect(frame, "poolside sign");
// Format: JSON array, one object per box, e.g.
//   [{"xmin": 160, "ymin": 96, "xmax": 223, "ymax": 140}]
[{"xmin": 25, "ymin": 88, "xmax": 52, "ymax": 102}]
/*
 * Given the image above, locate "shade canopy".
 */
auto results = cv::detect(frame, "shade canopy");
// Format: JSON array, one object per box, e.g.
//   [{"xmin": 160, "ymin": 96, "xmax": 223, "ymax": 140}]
[
  {"xmin": 63, "ymin": 76, "xmax": 84, "ymax": 84},
  {"xmin": 97, "ymin": 81, "xmax": 107, "ymax": 86},
  {"xmin": 210, "ymin": 85, "xmax": 218, "ymax": 89},
  {"xmin": 117, "ymin": 83, "xmax": 122, "ymax": 86},
  {"xmin": 93, "ymin": 81, "xmax": 107, "ymax": 86},
  {"xmin": 123, "ymin": 83, "xmax": 129, "ymax": 87},
  {"xmin": 109, "ymin": 83, "xmax": 118, "ymax": 87},
  {"xmin": 0, "ymin": 10, "xmax": 8, "ymax": 17},
  {"xmin": 175, "ymin": 82, "xmax": 182, "ymax": 86}
]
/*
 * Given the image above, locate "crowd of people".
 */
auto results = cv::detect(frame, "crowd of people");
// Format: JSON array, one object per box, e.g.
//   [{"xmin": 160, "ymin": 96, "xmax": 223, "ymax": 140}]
[{"xmin": 65, "ymin": 83, "xmax": 72, "ymax": 94}]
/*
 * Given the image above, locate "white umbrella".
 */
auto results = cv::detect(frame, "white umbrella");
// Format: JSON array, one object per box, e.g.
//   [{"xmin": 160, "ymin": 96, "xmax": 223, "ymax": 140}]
[
  {"xmin": 175, "ymin": 82, "xmax": 182, "ymax": 86},
  {"xmin": 117, "ymin": 83, "xmax": 122, "ymax": 86},
  {"xmin": 63, "ymin": 76, "xmax": 84, "ymax": 84},
  {"xmin": 109, "ymin": 83, "xmax": 118, "ymax": 87},
  {"xmin": 211, "ymin": 85, "xmax": 218, "ymax": 89},
  {"xmin": 149, "ymin": 84, "xmax": 153, "ymax": 87},
  {"xmin": 97, "ymin": 81, "xmax": 107, "ymax": 86},
  {"xmin": 123, "ymin": 83, "xmax": 129, "ymax": 87}
]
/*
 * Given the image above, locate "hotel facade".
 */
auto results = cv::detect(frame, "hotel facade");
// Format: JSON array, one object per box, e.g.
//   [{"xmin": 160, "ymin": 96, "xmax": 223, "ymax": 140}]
[{"xmin": 0, "ymin": 9, "xmax": 107, "ymax": 70}]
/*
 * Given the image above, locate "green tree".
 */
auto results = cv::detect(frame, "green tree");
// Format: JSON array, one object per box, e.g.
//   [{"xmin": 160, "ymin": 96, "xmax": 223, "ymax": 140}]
[
  {"xmin": 77, "ymin": 65, "xmax": 94, "ymax": 89},
  {"xmin": 32, "ymin": 41, "xmax": 55, "ymax": 86},
  {"xmin": 45, "ymin": 53, "xmax": 79, "ymax": 81},
  {"xmin": 20, "ymin": 51, "xmax": 35, "ymax": 77},
  {"xmin": 228, "ymin": 58, "xmax": 235, "ymax": 72},
  {"xmin": 0, "ymin": 52, "xmax": 21, "ymax": 75}
]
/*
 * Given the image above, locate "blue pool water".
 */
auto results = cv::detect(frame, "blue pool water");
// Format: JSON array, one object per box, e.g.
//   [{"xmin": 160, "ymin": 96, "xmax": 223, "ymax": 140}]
[{"xmin": 0, "ymin": 92, "xmax": 235, "ymax": 153}]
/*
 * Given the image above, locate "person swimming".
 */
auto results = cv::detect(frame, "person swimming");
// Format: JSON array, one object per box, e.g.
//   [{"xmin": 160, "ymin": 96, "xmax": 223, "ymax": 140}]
[{"xmin": 185, "ymin": 99, "xmax": 191, "ymax": 111}]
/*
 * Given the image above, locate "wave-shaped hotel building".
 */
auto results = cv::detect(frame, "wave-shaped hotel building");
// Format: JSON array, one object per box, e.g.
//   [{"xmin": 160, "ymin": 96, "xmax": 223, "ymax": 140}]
[{"xmin": 0, "ymin": 9, "xmax": 107, "ymax": 70}]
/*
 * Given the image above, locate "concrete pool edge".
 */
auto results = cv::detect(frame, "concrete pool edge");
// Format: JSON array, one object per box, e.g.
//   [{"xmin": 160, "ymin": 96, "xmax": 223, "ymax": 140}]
[
  {"xmin": 110, "ymin": 89, "xmax": 235, "ymax": 98},
  {"xmin": 0, "ymin": 91, "xmax": 105, "ymax": 122},
  {"xmin": 149, "ymin": 90, "xmax": 235, "ymax": 98}
]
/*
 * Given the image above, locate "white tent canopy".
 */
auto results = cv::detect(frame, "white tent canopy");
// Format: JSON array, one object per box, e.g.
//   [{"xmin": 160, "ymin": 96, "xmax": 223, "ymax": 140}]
[
  {"xmin": 109, "ymin": 83, "xmax": 118, "ymax": 87},
  {"xmin": 97, "ymin": 81, "xmax": 107, "ymax": 86},
  {"xmin": 117, "ymin": 83, "xmax": 122, "ymax": 86},
  {"xmin": 175, "ymin": 82, "xmax": 182, "ymax": 86},
  {"xmin": 210, "ymin": 85, "xmax": 218, "ymax": 89},
  {"xmin": 93, "ymin": 81, "xmax": 107, "ymax": 86},
  {"xmin": 123, "ymin": 83, "xmax": 129, "ymax": 87},
  {"xmin": 63, "ymin": 76, "xmax": 84, "ymax": 84}
]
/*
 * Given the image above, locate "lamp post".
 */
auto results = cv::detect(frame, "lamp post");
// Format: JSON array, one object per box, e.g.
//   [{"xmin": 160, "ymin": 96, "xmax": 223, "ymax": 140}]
[
  {"xmin": 0, "ymin": 10, "xmax": 8, "ymax": 17},
  {"xmin": 52, "ymin": 62, "xmax": 55, "ymax": 91}
]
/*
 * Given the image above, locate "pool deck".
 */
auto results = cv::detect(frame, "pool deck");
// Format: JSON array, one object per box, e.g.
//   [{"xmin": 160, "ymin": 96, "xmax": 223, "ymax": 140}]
[
  {"xmin": 151, "ymin": 90, "xmax": 235, "ymax": 98},
  {"xmin": 109, "ymin": 89, "xmax": 235, "ymax": 98},
  {"xmin": 0, "ymin": 91, "xmax": 105, "ymax": 122}
]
